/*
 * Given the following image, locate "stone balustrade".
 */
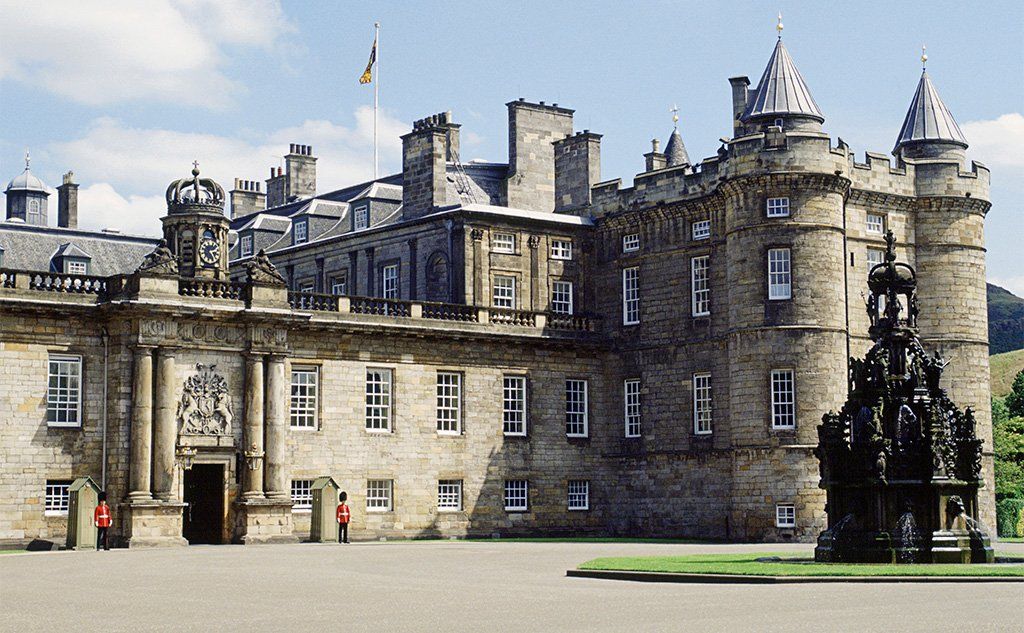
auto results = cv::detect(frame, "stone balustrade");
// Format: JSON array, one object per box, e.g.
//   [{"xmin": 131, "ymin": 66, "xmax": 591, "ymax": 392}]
[{"xmin": 0, "ymin": 268, "xmax": 600, "ymax": 333}]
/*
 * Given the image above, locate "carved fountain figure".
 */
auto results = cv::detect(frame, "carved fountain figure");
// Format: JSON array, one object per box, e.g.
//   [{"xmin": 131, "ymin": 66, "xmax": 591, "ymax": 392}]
[{"xmin": 814, "ymin": 231, "xmax": 992, "ymax": 563}]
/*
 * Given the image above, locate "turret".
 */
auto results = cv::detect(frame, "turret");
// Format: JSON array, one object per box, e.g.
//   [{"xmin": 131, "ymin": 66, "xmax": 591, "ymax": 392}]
[
  {"xmin": 161, "ymin": 164, "xmax": 230, "ymax": 279},
  {"xmin": 664, "ymin": 107, "xmax": 690, "ymax": 169},
  {"xmin": 737, "ymin": 17, "xmax": 824, "ymax": 135},
  {"xmin": 5, "ymin": 151, "xmax": 50, "ymax": 225},
  {"xmin": 893, "ymin": 49, "xmax": 968, "ymax": 162}
]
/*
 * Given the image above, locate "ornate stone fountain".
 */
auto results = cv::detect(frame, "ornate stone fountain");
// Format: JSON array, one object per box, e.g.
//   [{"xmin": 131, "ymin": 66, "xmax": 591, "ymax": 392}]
[{"xmin": 815, "ymin": 231, "xmax": 993, "ymax": 563}]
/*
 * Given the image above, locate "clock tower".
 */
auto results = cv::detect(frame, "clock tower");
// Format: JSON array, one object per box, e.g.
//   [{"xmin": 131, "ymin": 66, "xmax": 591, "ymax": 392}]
[{"xmin": 162, "ymin": 164, "xmax": 230, "ymax": 279}]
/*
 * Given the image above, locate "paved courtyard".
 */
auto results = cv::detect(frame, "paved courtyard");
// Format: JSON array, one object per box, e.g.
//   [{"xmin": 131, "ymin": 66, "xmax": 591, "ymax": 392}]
[{"xmin": 2, "ymin": 541, "xmax": 1023, "ymax": 632}]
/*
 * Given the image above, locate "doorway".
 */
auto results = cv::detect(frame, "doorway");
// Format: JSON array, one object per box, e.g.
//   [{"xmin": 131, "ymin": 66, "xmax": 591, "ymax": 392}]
[{"xmin": 183, "ymin": 463, "xmax": 225, "ymax": 544}]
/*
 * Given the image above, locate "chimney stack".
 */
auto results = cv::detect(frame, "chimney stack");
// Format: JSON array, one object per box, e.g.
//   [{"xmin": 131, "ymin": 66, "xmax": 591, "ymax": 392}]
[
  {"xmin": 644, "ymin": 138, "xmax": 667, "ymax": 172},
  {"xmin": 553, "ymin": 130, "xmax": 601, "ymax": 213},
  {"xmin": 728, "ymin": 76, "xmax": 752, "ymax": 136},
  {"xmin": 230, "ymin": 178, "xmax": 267, "ymax": 220},
  {"xmin": 285, "ymin": 144, "xmax": 317, "ymax": 201},
  {"xmin": 57, "ymin": 171, "xmax": 79, "ymax": 229},
  {"xmin": 504, "ymin": 99, "xmax": 574, "ymax": 212},
  {"xmin": 401, "ymin": 111, "xmax": 459, "ymax": 219}
]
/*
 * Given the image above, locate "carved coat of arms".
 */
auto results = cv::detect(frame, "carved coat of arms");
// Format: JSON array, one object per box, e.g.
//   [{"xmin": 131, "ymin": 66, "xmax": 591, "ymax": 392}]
[{"xmin": 177, "ymin": 364, "xmax": 233, "ymax": 435}]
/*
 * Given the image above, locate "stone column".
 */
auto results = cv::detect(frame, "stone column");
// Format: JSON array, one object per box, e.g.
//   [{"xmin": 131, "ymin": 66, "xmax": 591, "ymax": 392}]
[
  {"xmin": 243, "ymin": 354, "xmax": 265, "ymax": 499},
  {"xmin": 264, "ymin": 355, "xmax": 289, "ymax": 500},
  {"xmin": 128, "ymin": 346, "xmax": 154, "ymax": 501},
  {"xmin": 407, "ymin": 238, "xmax": 418, "ymax": 299},
  {"xmin": 152, "ymin": 347, "xmax": 178, "ymax": 501}
]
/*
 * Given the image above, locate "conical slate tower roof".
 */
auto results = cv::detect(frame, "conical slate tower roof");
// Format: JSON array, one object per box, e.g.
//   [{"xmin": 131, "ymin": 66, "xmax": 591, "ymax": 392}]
[
  {"xmin": 664, "ymin": 128, "xmax": 690, "ymax": 167},
  {"xmin": 893, "ymin": 71, "xmax": 967, "ymax": 153},
  {"xmin": 741, "ymin": 39, "xmax": 824, "ymax": 123}
]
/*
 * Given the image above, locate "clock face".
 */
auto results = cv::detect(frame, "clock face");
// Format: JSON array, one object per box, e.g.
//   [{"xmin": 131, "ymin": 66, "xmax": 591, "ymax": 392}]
[{"xmin": 199, "ymin": 238, "xmax": 220, "ymax": 266}]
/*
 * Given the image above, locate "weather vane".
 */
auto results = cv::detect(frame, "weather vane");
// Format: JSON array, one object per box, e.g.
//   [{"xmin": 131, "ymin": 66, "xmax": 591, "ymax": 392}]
[
  {"xmin": 24, "ymin": 149, "xmax": 30, "ymax": 170},
  {"xmin": 777, "ymin": 12, "xmax": 783, "ymax": 38},
  {"xmin": 921, "ymin": 45, "xmax": 928, "ymax": 70},
  {"xmin": 670, "ymin": 104, "xmax": 679, "ymax": 129}
]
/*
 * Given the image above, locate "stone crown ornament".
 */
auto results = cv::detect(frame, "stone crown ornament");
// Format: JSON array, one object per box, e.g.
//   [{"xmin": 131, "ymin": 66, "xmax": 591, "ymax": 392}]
[
  {"xmin": 166, "ymin": 163, "xmax": 225, "ymax": 214},
  {"xmin": 177, "ymin": 363, "xmax": 234, "ymax": 436}
]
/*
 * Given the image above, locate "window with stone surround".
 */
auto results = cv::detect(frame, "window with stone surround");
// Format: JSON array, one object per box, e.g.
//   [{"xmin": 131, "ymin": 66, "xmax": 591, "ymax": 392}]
[
  {"xmin": 492, "ymin": 233, "xmax": 516, "ymax": 254},
  {"xmin": 622, "ymin": 266, "xmax": 640, "ymax": 325},
  {"xmin": 624, "ymin": 379, "xmax": 641, "ymax": 438},
  {"xmin": 866, "ymin": 248, "xmax": 887, "ymax": 311},
  {"xmin": 240, "ymin": 234, "xmax": 253, "ymax": 257},
  {"xmin": 551, "ymin": 280, "xmax": 573, "ymax": 315},
  {"xmin": 289, "ymin": 366, "xmax": 319, "ymax": 429},
  {"xmin": 47, "ymin": 354, "xmax": 82, "ymax": 427},
  {"xmin": 776, "ymin": 503, "xmax": 796, "ymax": 528},
  {"xmin": 691, "ymin": 255, "xmax": 710, "ymax": 316},
  {"xmin": 381, "ymin": 264, "xmax": 399, "ymax": 299},
  {"xmin": 354, "ymin": 205, "xmax": 369, "ymax": 230},
  {"xmin": 365, "ymin": 368, "xmax": 392, "ymax": 431},
  {"xmin": 503, "ymin": 375, "xmax": 527, "ymax": 436},
  {"xmin": 622, "ymin": 233, "xmax": 640, "ymax": 252},
  {"xmin": 504, "ymin": 479, "xmax": 528, "ymax": 511},
  {"xmin": 550, "ymin": 239, "xmax": 573, "ymax": 260},
  {"xmin": 693, "ymin": 372, "xmax": 712, "ymax": 435},
  {"xmin": 436, "ymin": 371, "xmax": 462, "ymax": 434},
  {"xmin": 366, "ymin": 479, "xmax": 393, "ymax": 512},
  {"xmin": 568, "ymin": 480, "xmax": 589, "ymax": 511},
  {"xmin": 766, "ymin": 197, "xmax": 790, "ymax": 218},
  {"xmin": 437, "ymin": 480, "xmax": 462, "ymax": 511},
  {"xmin": 298, "ymin": 280, "xmax": 314, "ymax": 293},
  {"xmin": 692, "ymin": 220, "xmax": 710, "ymax": 240},
  {"xmin": 771, "ymin": 369, "xmax": 796, "ymax": 429},
  {"xmin": 291, "ymin": 479, "xmax": 313, "ymax": 510},
  {"xmin": 768, "ymin": 248, "xmax": 792, "ymax": 300},
  {"xmin": 565, "ymin": 379, "xmax": 589, "ymax": 437},
  {"xmin": 44, "ymin": 480, "xmax": 72, "ymax": 515},
  {"xmin": 330, "ymin": 272, "xmax": 348, "ymax": 295},
  {"xmin": 493, "ymin": 275, "xmax": 516, "ymax": 309},
  {"xmin": 866, "ymin": 213, "xmax": 885, "ymax": 235}
]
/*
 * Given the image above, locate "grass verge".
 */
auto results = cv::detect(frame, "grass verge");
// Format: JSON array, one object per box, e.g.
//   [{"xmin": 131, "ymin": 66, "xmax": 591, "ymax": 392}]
[
  {"xmin": 391, "ymin": 537, "xmax": 717, "ymax": 544},
  {"xmin": 578, "ymin": 552, "xmax": 1024, "ymax": 577}
]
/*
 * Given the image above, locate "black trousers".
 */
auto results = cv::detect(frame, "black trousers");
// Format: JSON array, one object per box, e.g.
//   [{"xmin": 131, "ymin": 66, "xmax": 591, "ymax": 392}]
[
  {"xmin": 97, "ymin": 527, "xmax": 109, "ymax": 550},
  {"xmin": 338, "ymin": 523, "xmax": 349, "ymax": 543}
]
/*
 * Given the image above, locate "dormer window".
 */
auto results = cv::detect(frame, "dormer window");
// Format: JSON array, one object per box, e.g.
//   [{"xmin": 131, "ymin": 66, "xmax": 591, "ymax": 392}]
[
  {"xmin": 774, "ymin": 118, "xmax": 784, "ymax": 130},
  {"xmin": 766, "ymin": 197, "xmax": 790, "ymax": 218},
  {"xmin": 65, "ymin": 259, "xmax": 88, "ymax": 275},
  {"xmin": 240, "ymin": 234, "xmax": 253, "ymax": 257},
  {"xmin": 294, "ymin": 220, "xmax": 308, "ymax": 244},
  {"xmin": 354, "ymin": 205, "xmax": 369, "ymax": 230}
]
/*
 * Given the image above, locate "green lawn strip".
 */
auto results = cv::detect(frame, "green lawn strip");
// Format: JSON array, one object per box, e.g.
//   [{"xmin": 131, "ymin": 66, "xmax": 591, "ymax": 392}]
[
  {"xmin": 1000, "ymin": 537, "xmax": 1024, "ymax": 543},
  {"xmin": 578, "ymin": 552, "xmax": 1024, "ymax": 577},
  {"xmin": 388, "ymin": 537, "xmax": 717, "ymax": 544}
]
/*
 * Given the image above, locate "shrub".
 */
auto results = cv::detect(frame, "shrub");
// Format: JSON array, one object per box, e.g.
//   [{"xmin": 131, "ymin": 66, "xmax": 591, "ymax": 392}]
[{"xmin": 996, "ymin": 498, "xmax": 1024, "ymax": 538}]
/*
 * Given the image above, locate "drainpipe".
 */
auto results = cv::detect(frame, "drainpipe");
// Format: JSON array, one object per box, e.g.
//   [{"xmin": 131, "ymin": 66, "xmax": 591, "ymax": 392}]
[{"xmin": 101, "ymin": 327, "xmax": 109, "ymax": 490}]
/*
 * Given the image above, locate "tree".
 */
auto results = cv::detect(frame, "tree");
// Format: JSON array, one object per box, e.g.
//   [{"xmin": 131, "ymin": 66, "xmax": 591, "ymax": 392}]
[
  {"xmin": 1006, "ymin": 369, "xmax": 1024, "ymax": 418},
  {"xmin": 993, "ymin": 395, "xmax": 1024, "ymax": 500}
]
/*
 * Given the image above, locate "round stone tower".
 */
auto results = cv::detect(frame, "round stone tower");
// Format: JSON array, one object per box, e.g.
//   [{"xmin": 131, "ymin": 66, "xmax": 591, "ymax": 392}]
[
  {"xmin": 894, "ymin": 62, "xmax": 995, "ymax": 528},
  {"xmin": 723, "ymin": 34, "xmax": 849, "ymax": 540}
]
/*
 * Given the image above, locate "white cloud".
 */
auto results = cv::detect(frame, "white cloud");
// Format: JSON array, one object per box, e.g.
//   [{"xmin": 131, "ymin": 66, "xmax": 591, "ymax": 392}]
[
  {"xmin": 0, "ymin": 0, "xmax": 293, "ymax": 108},
  {"xmin": 46, "ymin": 107, "xmax": 406, "ymax": 235},
  {"xmin": 990, "ymin": 276, "xmax": 1024, "ymax": 299},
  {"xmin": 962, "ymin": 113, "xmax": 1024, "ymax": 170}
]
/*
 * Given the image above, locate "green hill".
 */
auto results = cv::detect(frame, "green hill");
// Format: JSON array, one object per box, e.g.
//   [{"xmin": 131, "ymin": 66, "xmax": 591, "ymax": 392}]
[
  {"xmin": 991, "ymin": 349, "xmax": 1024, "ymax": 398},
  {"xmin": 988, "ymin": 284, "xmax": 1024, "ymax": 355}
]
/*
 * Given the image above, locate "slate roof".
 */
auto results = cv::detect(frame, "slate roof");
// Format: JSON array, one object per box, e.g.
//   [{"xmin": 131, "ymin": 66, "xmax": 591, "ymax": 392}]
[
  {"xmin": 5, "ymin": 167, "xmax": 49, "ymax": 194},
  {"xmin": 664, "ymin": 128, "xmax": 690, "ymax": 167},
  {"xmin": 893, "ymin": 71, "xmax": 968, "ymax": 153},
  {"xmin": 741, "ymin": 39, "xmax": 824, "ymax": 123},
  {"xmin": 0, "ymin": 221, "xmax": 158, "ymax": 275}
]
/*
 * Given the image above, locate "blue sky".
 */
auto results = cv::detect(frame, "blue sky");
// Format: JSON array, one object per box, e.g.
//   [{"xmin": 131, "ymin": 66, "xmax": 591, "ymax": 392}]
[{"xmin": 1, "ymin": 0, "xmax": 1021, "ymax": 292}]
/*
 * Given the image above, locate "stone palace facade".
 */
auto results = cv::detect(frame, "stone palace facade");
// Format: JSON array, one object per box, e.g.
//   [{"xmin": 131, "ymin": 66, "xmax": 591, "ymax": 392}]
[{"xmin": 0, "ymin": 38, "xmax": 994, "ymax": 546}]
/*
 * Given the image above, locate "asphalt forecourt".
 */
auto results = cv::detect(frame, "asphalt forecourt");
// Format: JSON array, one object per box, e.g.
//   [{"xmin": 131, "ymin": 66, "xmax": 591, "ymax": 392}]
[{"xmin": 569, "ymin": 551, "xmax": 1024, "ymax": 583}]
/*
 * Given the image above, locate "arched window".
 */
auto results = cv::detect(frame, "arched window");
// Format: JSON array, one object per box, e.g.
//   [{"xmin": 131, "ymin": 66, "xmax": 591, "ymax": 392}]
[{"xmin": 27, "ymin": 198, "xmax": 44, "ymax": 225}]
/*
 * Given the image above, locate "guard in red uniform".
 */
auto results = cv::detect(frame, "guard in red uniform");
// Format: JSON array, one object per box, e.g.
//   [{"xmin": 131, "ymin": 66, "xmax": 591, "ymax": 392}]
[
  {"xmin": 336, "ymin": 491, "xmax": 351, "ymax": 544},
  {"xmin": 94, "ymin": 492, "xmax": 112, "ymax": 551}
]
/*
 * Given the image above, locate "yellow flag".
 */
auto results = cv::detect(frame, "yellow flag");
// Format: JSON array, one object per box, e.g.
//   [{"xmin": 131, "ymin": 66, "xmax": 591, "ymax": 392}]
[{"xmin": 360, "ymin": 37, "xmax": 376, "ymax": 84}]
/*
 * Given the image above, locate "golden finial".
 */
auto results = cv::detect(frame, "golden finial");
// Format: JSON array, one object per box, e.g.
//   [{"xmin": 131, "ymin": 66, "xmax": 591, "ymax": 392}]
[
  {"xmin": 671, "ymin": 104, "xmax": 679, "ymax": 128},
  {"xmin": 921, "ymin": 45, "xmax": 928, "ymax": 70},
  {"xmin": 777, "ymin": 12, "xmax": 784, "ymax": 38},
  {"xmin": 24, "ymin": 149, "xmax": 30, "ymax": 170}
]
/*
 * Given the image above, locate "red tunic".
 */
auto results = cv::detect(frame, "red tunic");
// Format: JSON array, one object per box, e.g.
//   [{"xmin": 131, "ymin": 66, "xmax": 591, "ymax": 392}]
[
  {"xmin": 336, "ymin": 503, "xmax": 351, "ymax": 524},
  {"xmin": 94, "ymin": 504, "xmax": 112, "ymax": 528}
]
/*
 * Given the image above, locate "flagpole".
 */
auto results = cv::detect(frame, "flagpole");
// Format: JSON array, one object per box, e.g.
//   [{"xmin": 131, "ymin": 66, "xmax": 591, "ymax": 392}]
[{"xmin": 373, "ymin": 21, "xmax": 380, "ymax": 180}]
